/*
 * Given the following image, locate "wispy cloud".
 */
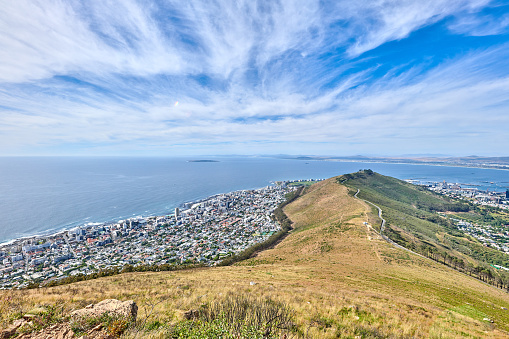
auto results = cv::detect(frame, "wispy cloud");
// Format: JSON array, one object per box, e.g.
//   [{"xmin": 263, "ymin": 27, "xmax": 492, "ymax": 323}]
[
  {"xmin": 341, "ymin": 0, "xmax": 492, "ymax": 56},
  {"xmin": 0, "ymin": 0, "xmax": 508, "ymax": 155}
]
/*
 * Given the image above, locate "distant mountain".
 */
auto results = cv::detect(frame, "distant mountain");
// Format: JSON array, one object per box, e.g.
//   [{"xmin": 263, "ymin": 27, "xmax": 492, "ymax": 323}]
[{"xmin": 270, "ymin": 155, "xmax": 509, "ymax": 170}]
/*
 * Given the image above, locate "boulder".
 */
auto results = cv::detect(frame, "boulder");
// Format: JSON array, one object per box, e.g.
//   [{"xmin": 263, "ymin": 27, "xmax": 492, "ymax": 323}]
[{"xmin": 71, "ymin": 299, "xmax": 137, "ymax": 321}]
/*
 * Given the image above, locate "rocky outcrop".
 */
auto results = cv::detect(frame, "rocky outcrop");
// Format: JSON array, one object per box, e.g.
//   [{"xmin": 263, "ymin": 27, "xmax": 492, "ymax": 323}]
[
  {"xmin": 0, "ymin": 319, "xmax": 25, "ymax": 339},
  {"xmin": 14, "ymin": 322, "xmax": 115, "ymax": 338},
  {"xmin": 0, "ymin": 299, "xmax": 136, "ymax": 339},
  {"xmin": 71, "ymin": 299, "xmax": 138, "ymax": 321},
  {"xmin": 16, "ymin": 323, "xmax": 74, "ymax": 339}
]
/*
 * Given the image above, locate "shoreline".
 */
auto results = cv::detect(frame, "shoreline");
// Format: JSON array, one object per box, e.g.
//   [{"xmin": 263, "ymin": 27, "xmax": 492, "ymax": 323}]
[
  {"xmin": 0, "ymin": 183, "xmax": 280, "ymax": 250},
  {"xmin": 1, "ymin": 159, "xmax": 508, "ymax": 247},
  {"xmin": 321, "ymin": 158, "xmax": 509, "ymax": 172},
  {"xmin": 0, "ymin": 183, "xmax": 292, "ymax": 289}
]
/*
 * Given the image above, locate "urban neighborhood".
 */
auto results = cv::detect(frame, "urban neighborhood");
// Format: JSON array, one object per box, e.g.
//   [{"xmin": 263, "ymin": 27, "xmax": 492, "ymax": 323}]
[
  {"xmin": 0, "ymin": 183, "xmax": 295, "ymax": 289},
  {"xmin": 413, "ymin": 180, "xmax": 509, "ymax": 256}
]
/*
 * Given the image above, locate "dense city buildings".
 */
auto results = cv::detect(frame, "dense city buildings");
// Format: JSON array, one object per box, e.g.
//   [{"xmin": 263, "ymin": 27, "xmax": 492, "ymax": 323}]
[
  {"xmin": 418, "ymin": 180, "xmax": 509, "ymax": 210},
  {"xmin": 0, "ymin": 183, "xmax": 296, "ymax": 289},
  {"xmin": 409, "ymin": 180, "xmax": 509, "ymax": 258}
]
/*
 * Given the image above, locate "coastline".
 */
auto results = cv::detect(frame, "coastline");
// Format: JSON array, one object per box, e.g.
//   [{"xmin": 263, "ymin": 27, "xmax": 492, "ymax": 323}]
[
  {"xmin": 0, "ymin": 183, "xmax": 291, "ymax": 289},
  {"xmin": 0, "ymin": 183, "xmax": 279, "ymax": 250},
  {"xmin": 1, "ymin": 158, "xmax": 508, "ymax": 248},
  {"xmin": 324, "ymin": 158, "xmax": 509, "ymax": 171}
]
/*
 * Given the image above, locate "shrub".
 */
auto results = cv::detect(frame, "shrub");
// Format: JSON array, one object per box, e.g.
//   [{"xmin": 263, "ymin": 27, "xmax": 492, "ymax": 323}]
[
  {"xmin": 70, "ymin": 311, "xmax": 132, "ymax": 338},
  {"xmin": 197, "ymin": 293, "xmax": 295, "ymax": 338}
]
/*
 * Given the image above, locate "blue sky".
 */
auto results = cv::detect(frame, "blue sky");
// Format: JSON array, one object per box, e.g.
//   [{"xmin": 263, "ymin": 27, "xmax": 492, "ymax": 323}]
[{"xmin": 1, "ymin": 0, "xmax": 509, "ymax": 156}]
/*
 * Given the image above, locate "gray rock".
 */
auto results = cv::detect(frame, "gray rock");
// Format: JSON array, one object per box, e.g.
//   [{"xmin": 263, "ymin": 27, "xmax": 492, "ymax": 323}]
[{"xmin": 71, "ymin": 299, "xmax": 137, "ymax": 321}]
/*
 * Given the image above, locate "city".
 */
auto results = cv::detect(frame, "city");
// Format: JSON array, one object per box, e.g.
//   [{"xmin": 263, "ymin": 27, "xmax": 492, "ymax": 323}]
[
  {"xmin": 411, "ymin": 180, "xmax": 509, "ymax": 256},
  {"xmin": 423, "ymin": 180, "xmax": 509, "ymax": 210},
  {"xmin": 0, "ymin": 183, "xmax": 295, "ymax": 289}
]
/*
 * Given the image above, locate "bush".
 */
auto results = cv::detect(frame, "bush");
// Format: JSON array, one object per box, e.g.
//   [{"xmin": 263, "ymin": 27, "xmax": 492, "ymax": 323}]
[
  {"xmin": 169, "ymin": 318, "xmax": 267, "ymax": 339},
  {"xmin": 167, "ymin": 294, "xmax": 294, "ymax": 338}
]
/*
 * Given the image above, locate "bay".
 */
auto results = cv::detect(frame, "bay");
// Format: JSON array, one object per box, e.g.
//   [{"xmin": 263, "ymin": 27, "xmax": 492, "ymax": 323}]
[{"xmin": 0, "ymin": 156, "xmax": 507, "ymax": 244}]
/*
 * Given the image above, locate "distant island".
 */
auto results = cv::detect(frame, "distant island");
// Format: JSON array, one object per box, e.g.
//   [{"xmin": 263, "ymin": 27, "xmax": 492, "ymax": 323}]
[{"xmin": 187, "ymin": 160, "xmax": 219, "ymax": 163}]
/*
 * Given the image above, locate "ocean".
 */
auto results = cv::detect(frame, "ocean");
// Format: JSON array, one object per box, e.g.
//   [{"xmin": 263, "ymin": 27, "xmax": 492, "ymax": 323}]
[{"xmin": 0, "ymin": 156, "xmax": 508, "ymax": 244}]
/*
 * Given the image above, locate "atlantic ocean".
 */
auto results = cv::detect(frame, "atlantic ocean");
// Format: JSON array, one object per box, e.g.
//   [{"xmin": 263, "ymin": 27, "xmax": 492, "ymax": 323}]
[{"xmin": 0, "ymin": 156, "xmax": 508, "ymax": 243}]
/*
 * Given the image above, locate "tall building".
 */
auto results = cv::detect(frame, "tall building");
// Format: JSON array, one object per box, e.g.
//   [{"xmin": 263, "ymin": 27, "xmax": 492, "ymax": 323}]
[
  {"xmin": 175, "ymin": 207, "xmax": 180, "ymax": 219},
  {"xmin": 506, "ymin": 190, "xmax": 509, "ymax": 199}
]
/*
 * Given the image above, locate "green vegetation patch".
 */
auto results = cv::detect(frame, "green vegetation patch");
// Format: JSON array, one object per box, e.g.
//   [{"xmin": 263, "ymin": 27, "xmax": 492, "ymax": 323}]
[
  {"xmin": 136, "ymin": 294, "xmax": 295, "ymax": 339},
  {"xmin": 337, "ymin": 170, "xmax": 509, "ymax": 293},
  {"xmin": 288, "ymin": 180, "xmax": 316, "ymax": 187},
  {"xmin": 450, "ymin": 304, "xmax": 489, "ymax": 323}
]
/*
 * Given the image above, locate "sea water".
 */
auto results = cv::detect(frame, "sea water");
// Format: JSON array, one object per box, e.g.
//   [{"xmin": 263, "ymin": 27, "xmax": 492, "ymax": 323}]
[{"xmin": 0, "ymin": 156, "xmax": 507, "ymax": 243}]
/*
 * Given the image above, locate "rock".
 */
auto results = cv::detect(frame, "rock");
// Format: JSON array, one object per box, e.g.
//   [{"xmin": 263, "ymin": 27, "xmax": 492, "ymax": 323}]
[
  {"xmin": 183, "ymin": 309, "xmax": 200, "ymax": 320},
  {"xmin": 2, "ymin": 300, "xmax": 134, "ymax": 339},
  {"xmin": 71, "ymin": 299, "xmax": 137, "ymax": 321},
  {"xmin": 55, "ymin": 328, "xmax": 72, "ymax": 339},
  {"xmin": 13, "ymin": 319, "xmax": 27, "ymax": 328},
  {"xmin": 87, "ymin": 324, "xmax": 103, "ymax": 334},
  {"xmin": 250, "ymin": 281, "xmax": 256, "ymax": 285},
  {"xmin": 502, "ymin": 307, "xmax": 507, "ymax": 310},
  {"xmin": 0, "ymin": 318, "xmax": 27, "ymax": 339},
  {"xmin": 3, "ymin": 323, "xmax": 75, "ymax": 339},
  {"xmin": 0, "ymin": 326, "xmax": 18, "ymax": 339},
  {"xmin": 483, "ymin": 317, "xmax": 494, "ymax": 323}
]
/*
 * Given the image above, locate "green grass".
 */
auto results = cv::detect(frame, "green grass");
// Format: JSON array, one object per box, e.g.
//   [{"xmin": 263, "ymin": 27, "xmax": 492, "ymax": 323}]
[
  {"xmin": 450, "ymin": 304, "xmax": 489, "ymax": 323},
  {"xmin": 338, "ymin": 170, "xmax": 509, "ymax": 287},
  {"xmin": 288, "ymin": 180, "xmax": 316, "ymax": 187}
]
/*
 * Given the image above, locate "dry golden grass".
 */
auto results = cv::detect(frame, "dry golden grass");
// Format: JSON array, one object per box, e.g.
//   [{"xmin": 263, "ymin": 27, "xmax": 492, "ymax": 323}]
[{"xmin": 2, "ymin": 177, "xmax": 509, "ymax": 338}]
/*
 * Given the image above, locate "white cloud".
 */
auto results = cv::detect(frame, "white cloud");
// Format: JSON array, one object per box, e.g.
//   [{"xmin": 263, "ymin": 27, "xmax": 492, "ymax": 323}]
[
  {"xmin": 449, "ymin": 11, "xmax": 509, "ymax": 36},
  {"xmin": 0, "ymin": 0, "xmax": 497, "ymax": 83},
  {"xmin": 0, "ymin": 0, "xmax": 185, "ymax": 83},
  {"xmin": 0, "ymin": 0, "xmax": 508, "ymax": 155},
  {"xmin": 1, "ymin": 45, "xmax": 509, "ymax": 155},
  {"xmin": 340, "ymin": 0, "xmax": 491, "ymax": 57}
]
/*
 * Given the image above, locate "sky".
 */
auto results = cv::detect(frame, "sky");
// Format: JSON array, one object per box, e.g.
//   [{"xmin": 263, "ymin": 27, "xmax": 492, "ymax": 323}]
[{"xmin": 1, "ymin": 0, "xmax": 509, "ymax": 157}]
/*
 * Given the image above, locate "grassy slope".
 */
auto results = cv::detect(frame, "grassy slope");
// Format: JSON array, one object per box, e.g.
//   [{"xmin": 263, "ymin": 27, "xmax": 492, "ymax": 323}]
[
  {"xmin": 341, "ymin": 171, "xmax": 509, "ymax": 270},
  {"xmin": 3, "ymin": 177, "xmax": 509, "ymax": 338}
]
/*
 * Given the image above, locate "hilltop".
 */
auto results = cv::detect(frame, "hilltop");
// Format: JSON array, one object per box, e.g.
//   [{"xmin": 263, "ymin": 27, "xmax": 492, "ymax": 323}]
[{"xmin": 2, "ymin": 173, "xmax": 509, "ymax": 338}]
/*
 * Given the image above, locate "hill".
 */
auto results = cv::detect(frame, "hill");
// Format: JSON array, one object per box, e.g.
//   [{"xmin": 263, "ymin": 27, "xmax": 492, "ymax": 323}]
[
  {"xmin": 339, "ymin": 170, "xmax": 509, "ymax": 288},
  {"xmin": 2, "ymin": 173, "xmax": 509, "ymax": 338}
]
